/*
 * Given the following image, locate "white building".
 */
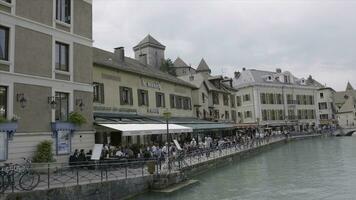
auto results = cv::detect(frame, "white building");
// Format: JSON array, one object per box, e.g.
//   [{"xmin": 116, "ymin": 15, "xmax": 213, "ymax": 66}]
[
  {"xmin": 334, "ymin": 82, "xmax": 356, "ymax": 128},
  {"xmin": 232, "ymin": 68, "xmax": 324, "ymax": 132}
]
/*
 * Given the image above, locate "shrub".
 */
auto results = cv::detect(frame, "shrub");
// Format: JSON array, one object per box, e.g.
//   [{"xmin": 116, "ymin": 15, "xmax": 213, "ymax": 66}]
[
  {"xmin": 0, "ymin": 116, "xmax": 7, "ymax": 123},
  {"xmin": 68, "ymin": 112, "xmax": 87, "ymax": 125},
  {"xmin": 32, "ymin": 140, "xmax": 55, "ymax": 163}
]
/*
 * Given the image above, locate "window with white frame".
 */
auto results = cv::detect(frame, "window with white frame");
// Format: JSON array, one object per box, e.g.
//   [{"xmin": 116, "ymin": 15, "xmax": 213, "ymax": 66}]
[
  {"xmin": 55, "ymin": 92, "xmax": 69, "ymax": 121},
  {"xmin": 0, "ymin": 25, "xmax": 9, "ymax": 61},
  {"xmin": 0, "ymin": 86, "xmax": 7, "ymax": 118},
  {"xmin": 56, "ymin": 0, "xmax": 71, "ymax": 24},
  {"xmin": 55, "ymin": 42, "xmax": 69, "ymax": 72}
]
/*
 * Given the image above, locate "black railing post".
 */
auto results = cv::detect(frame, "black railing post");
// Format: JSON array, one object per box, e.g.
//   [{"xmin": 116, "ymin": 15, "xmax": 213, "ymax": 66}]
[
  {"xmin": 125, "ymin": 164, "xmax": 128, "ymax": 179},
  {"xmin": 142, "ymin": 162, "xmax": 144, "ymax": 177},
  {"xmin": 76, "ymin": 169, "xmax": 79, "ymax": 185},
  {"xmin": 47, "ymin": 163, "xmax": 50, "ymax": 189}
]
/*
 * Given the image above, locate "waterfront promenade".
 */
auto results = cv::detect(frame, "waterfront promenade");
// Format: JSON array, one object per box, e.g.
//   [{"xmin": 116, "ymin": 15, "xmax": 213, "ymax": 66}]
[{"xmin": 1, "ymin": 133, "xmax": 321, "ymax": 199}]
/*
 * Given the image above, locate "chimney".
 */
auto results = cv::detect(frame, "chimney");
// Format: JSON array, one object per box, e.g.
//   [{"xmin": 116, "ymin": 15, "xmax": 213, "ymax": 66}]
[
  {"xmin": 234, "ymin": 71, "xmax": 240, "ymax": 78},
  {"xmin": 276, "ymin": 68, "xmax": 282, "ymax": 73},
  {"xmin": 139, "ymin": 54, "xmax": 147, "ymax": 65},
  {"xmin": 114, "ymin": 47, "xmax": 125, "ymax": 62}
]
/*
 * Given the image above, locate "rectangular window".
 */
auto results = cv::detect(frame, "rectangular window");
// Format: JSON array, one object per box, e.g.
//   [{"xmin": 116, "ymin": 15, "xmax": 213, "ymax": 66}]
[
  {"xmin": 0, "ymin": 132, "xmax": 7, "ymax": 161},
  {"xmin": 320, "ymin": 114, "xmax": 328, "ymax": 120},
  {"xmin": 287, "ymin": 94, "xmax": 294, "ymax": 104},
  {"xmin": 244, "ymin": 111, "xmax": 252, "ymax": 118},
  {"xmin": 236, "ymin": 96, "xmax": 241, "ymax": 107},
  {"xmin": 93, "ymin": 82, "xmax": 104, "ymax": 103},
  {"xmin": 231, "ymin": 110, "xmax": 236, "ymax": 122},
  {"xmin": 230, "ymin": 95, "xmax": 235, "ymax": 108},
  {"xmin": 276, "ymin": 94, "xmax": 283, "ymax": 104},
  {"xmin": 0, "ymin": 86, "xmax": 7, "ymax": 118},
  {"xmin": 225, "ymin": 111, "xmax": 229, "ymax": 120},
  {"xmin": 268, "ymin": 93, "xmax": 274, "ymax": 104},
  {"xmin": 176, "ymin": 96, "xmax": 183, "ymax": 109},
  {"xmin": 260, "ymin": 93, "xmax": 267, "ymax": 104},
  {"xmin": 56, "ymin": 0, "xmax": 71, "ymax": 24},
  {"xmin": 55, "ymin": 92, "xmax": 69, "ymax": 121},
  {"xmin": 156, "ymin": 92, "xmax": 165, "ymax": 108},
  {"xmin": 223, "ymin": 94, "xmax": 229, "ymax": 106},
  {"xmin": 319, "ymin": 102, "xmax": 328, "ymax": 110},
  {"xmin": 55, "ymin": 42, "xmax": 69, "ymax": 71},
  {"xmin": 212, "ymin": 92, "xmax": 219, "ymax": 105},
  {"xmin": 170, "ymin": 94, "xmax": 176, "ymax": 108},
  {"xmin": 243, "ymin": 94, "xmax": 250, "ymax": 102},
  {"xmin": 120, "ymin": 87, "xmax": 133, "ymax": 105},
  {"xmin": 262, "ymin": 110, "xmax": 268, "ymax": 121},
  {"xmin": 288, "ymin": 109, "xmax": 295, "ymax": 120},
  {"xmin": 214, "ymin": 110, "xmax": 219, "ymax": 119},
  {"xmin": 0, "ymin": 25, "xmax": 9, "ymax": 61},
  {"xmin": 137, "ymin": 89, "xmax": 149, "ymax": 106},
  {"xmin": 184, "ymin": 97, "xmax": 192, "ymax": 110},
  {"xmin": 202, "ymin": 93, "xmax": 206, "ymax": 103},
  {"xmin": 320, "ymin": 93, "xmax": 324, "ymax": 98}
]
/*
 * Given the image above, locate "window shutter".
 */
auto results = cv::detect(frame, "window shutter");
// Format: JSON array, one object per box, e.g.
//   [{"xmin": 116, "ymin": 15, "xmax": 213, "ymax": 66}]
[
  {"xmin": 129, "ymin": 88, "xmax": 133, "ymax": 105},
  {"xmin": 119, "ymin": 87, "xmax": 123, "ymax": 105},
  {"xmin": 170, "ymin": 94, "xmax": 175, "ymax": 108},
  {"xmin": 100, "ymin": 83, "xmax": 104, "ymax": 104},
  {"xmin": 146, "ymin": 91, "xmax": 149, "ymax": 106},
  {"xmin": 156, "ymin": 93, "xmax": 159, "ymax": 107},
  {"xmin": 138, "ymin": 89, "xmax": 142, "ymax": 106}
]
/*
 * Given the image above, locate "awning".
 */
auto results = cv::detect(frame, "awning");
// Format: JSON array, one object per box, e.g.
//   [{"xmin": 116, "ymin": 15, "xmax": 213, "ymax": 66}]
[
  {"xmin": 181, "ymin": 123, "xmax": 235, "ymax": 132},
  {"xmin": 98, "ymin": 123, "xmax": 193, "ymax": 136}
]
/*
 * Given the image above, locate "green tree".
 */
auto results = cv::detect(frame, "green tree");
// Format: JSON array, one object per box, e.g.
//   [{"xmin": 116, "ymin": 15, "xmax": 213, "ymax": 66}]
[{"xmin": 160, "ymin": 59, "xmax": 176, "ymax": 76}]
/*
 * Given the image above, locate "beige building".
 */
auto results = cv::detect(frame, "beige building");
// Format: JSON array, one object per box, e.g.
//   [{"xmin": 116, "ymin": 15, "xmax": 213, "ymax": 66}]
[
  {"xmin": 232, "ymin": 68, "xmax": 324, "ymax": 132},
  {"xmin": 0, "ymin": 0, "xmax": 94, "ymax": 163},
  {"xmin": 317, "ymin": 87, "xmax": 337, "ymax": 127},
  {"xmin": 334, "ymin": 82, "xmax": 356, "ymax": 128},
  {"xmin": 92, "ymin": 35, "xmax": 198, "ymax": 146},
  {"xmin": 178, "ymin": 58, "xmax": 237, "ymax": 123}
]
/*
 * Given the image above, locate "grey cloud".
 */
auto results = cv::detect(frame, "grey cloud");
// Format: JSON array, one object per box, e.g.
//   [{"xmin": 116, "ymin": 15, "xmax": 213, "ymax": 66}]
[{"xmin": 93, "ymin": 0, "xmax": 356, "ymax": 91}]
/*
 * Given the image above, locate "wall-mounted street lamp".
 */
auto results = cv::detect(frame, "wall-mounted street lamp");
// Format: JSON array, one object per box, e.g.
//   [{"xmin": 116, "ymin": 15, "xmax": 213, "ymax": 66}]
[
  {"xmin": 16, "ymin": 93, "xmax": 27, "ymax": 108},
  {"xmin": 48, "ymin": 96, "xmax": 56, "ymax": 109},
  {"xmin": 76, "ymin": 99, "xmax": 85, "ymax": 111}
]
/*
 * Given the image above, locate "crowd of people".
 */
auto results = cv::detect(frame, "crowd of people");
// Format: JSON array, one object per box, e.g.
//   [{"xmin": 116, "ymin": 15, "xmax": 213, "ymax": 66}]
[{"xmin": 67, "ymin": 128, "xmax": 303, "ymax": 165}]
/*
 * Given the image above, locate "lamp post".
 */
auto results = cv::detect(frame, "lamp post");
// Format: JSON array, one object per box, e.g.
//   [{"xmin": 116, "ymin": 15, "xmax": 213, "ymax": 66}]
[{"xmin": 163, "ymin": 111, "xmax": 172, "ymax": 171}]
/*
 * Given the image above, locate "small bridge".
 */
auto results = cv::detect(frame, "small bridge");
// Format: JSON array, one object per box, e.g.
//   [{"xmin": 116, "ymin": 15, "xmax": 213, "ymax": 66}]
[{"xmin": 334, "ymin": 127, "xmax": 356, "ymax": 136}]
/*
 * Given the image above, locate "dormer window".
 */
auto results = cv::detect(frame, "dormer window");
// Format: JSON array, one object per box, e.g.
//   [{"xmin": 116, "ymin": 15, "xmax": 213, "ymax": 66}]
[
  {"xmin": 284, "ymin": 75, "xmax": 290, "ymax": 83},
  {"xmin": 266, "ymin": 76, "xmax": 273, "ymax": 82}
]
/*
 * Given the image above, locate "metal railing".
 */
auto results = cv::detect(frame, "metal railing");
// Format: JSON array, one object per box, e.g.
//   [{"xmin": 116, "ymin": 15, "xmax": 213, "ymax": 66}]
[{"xmin": 0, "ymin": 132, "xmax": 320, "ymax": 193}]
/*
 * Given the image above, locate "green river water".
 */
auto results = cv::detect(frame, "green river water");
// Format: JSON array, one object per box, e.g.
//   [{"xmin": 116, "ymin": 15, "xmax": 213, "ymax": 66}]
[{"xmin": 134, "ymin": 137, "xmax": 356, "ymax": 200}]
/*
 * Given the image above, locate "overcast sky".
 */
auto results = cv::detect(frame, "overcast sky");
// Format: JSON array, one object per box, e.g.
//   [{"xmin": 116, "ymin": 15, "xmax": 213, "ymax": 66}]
[{"xmin": 93, "ymin": 0, "xmax": 356, "ymax": 91}]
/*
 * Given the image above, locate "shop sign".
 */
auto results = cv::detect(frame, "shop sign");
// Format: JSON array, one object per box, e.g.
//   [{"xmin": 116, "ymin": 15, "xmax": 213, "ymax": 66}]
[{"xmin": 141, "ymin": 79, "xmax": 161, "ymax": 90}]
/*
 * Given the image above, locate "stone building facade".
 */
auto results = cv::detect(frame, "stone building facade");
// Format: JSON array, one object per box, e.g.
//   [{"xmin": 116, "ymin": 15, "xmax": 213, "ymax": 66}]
[
  {"xmin": 0, "ymin": 0, "xmax": 94, "ymax": 163},
  {"xmin": 232, "ymin": 68, "xmax": 324, "ymax": 131},
  {"xmin": 334, "ymin": 82, "xmax": 356, "ymax": 128}
]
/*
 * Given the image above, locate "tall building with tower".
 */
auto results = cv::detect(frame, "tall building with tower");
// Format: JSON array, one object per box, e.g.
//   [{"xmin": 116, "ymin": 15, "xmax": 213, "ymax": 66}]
[{"xmin": 133, "ymin": 34, "xmax": 165, "ymax": 69}]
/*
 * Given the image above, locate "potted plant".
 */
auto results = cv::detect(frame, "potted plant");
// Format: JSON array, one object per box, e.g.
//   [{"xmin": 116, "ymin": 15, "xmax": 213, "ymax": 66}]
[
  {"xmin": 32, "ymin": 140, "xmax": 56, "ymax": 173},
  {"xmin": 68, "ymin": 112, "xmax": 87, "ymax": 126}
]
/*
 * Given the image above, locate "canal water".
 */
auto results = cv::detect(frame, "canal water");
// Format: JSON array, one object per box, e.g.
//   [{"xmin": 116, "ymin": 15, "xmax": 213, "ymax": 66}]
[{"xmin": 134, "ymin": 137, "xmax": 356, "ymax": 200}]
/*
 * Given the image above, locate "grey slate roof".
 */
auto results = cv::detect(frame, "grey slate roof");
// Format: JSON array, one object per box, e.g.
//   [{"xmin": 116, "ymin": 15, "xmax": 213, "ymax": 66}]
[
  {"xmin": 346, "ymin": 82, "xmax": 354, "ymax": 91},
  {"xmin": 133, "ymin": 34, "xmax": 165, "ymax": 50},
  {"xmin": 196, "ymin": 58, "xmax": 211, "ymax": 73},
  {"xmin": 233, "ymin": 69, "xmax": 324, "ymax": 88},
  {"xmin": 93, "ymin": 47, "xmax": 197, "ymax": 89},
  {"xmin": 173, "ymin": 57, "xmax": 189, "ymax": 68}
]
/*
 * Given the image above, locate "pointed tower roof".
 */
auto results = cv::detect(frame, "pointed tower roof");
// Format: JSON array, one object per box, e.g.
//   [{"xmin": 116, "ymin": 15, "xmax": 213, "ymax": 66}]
[
  {"xmin": 346, "ymin": 82, "xmax": 354, "ymax": 91},
  {"xmin": 196, "ymin": 58, "xmax": 211, "ymax": 73},
  {"xmin": 173, "ymin": 57, "xmax": 188, "ymax": 68},
  {"xmin": 133, "ymin": 34, "xmax": 165, "ymax": 51}
]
